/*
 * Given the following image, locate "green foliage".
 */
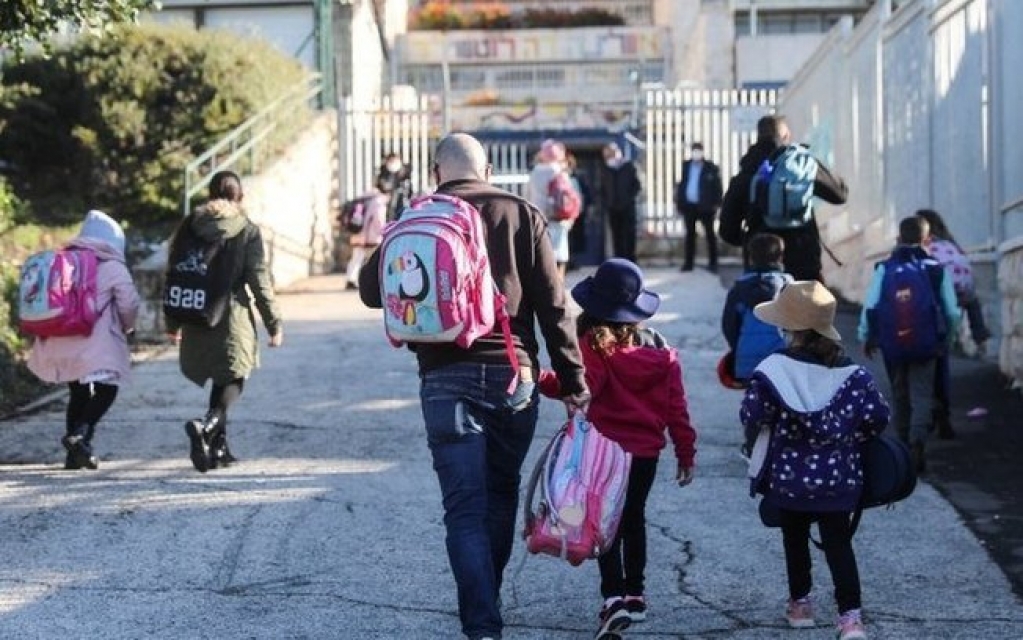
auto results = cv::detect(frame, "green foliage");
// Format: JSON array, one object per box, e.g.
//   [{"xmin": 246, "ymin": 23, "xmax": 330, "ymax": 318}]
[
  {"xmin": 0, "ymin": 23, "xmax": 310, "ymax": 229},
  {"xmin": 0, "ymin": 0, "xmax": 156, "ymax": 60},
  {"xmin": 0, "ymin": 259, "xmax": 48, "ymax": 415}
]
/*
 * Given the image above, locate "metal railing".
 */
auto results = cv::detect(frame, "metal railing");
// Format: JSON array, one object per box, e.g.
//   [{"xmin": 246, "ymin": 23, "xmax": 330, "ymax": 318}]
[{"xmin": 182, "ymin": 74, "xmax": 323, "ymax": 216}]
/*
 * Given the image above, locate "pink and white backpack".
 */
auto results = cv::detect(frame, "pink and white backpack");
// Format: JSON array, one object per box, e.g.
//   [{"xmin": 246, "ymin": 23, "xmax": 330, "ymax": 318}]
[
  {"xmin": 523, "ymin": 415, "xmax": 632, "ymax": 566},
  {"xmin": 378, "ymin": 193, "xmax": 517, "ymax": 383},
  {"xmin": 18, "ymin": 248, "xmax": 100, "ymax": 338}
]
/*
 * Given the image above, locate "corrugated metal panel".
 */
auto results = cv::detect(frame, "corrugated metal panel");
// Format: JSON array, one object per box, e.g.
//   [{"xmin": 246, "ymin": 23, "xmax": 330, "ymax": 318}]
[
  {"xmin": 929, "ymin": 0, "xmax": 991, "ymax": 250},
  {"xmin": 881, "ymin": 1, "xmax": 931, "ymax": 237}
]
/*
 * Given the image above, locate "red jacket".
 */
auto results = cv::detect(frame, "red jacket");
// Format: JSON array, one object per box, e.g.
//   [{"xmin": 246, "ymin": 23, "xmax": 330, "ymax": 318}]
[{"xmin": 540, "ymin": 328, "xmax": 696, "ymax": 467}]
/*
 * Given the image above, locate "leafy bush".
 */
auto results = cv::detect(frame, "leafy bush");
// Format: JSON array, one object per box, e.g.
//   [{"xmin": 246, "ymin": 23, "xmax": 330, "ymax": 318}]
[
  {"xmin": 0, "ymin": 260, "xmax": 48, "ymax": 416},
  {"xmin": 410, "ymin": 2, "xmax": 624, "ymax": 30},
  {"xmin": 0, "ymin": 23, "xmax": 310, "ymax": 230}
]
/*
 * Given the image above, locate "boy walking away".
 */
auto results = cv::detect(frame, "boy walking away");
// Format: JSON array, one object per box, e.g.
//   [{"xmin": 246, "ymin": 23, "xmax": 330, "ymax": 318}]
[
  {"xmin": 539, "ymin": 258, "xmax": 697, "ymax": 638},
  {"xmin": 858, "ymin": 216, "xmax": 960, "ymax": 473},
  {"xmin": 742, "ymin": 281, "xmax": 889, "ymax": 640},
  {"xmin": 721, "ymin": 233, "xmax": 792, "ymax": 386},
  {"xmin": 27, "ymin": 210, "xmax": 141, "ymax": 469}
]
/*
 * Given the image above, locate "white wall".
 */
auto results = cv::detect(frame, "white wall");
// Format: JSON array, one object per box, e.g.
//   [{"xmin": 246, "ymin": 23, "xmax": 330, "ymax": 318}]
[{"xmin": 735, "ymin": 33, "xmax": 830, "ymax": 87}]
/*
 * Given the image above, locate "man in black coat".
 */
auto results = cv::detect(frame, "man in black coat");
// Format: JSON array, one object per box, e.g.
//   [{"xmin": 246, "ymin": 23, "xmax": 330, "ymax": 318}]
[
  {"xmin": 719, "ymin": 115, "xmax": 849, "ymax": 282},
  {"xmin": 600, "ymin": 142, "xmax": 642, "ymax": 263},
  {"xmin": 675, "ymin": 142, "xmax": 723, "ymax": 272}
]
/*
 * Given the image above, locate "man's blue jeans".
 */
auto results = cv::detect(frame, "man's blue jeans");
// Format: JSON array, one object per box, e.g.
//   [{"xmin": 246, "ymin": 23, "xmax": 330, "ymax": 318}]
[{"xmin": 420, "ymin": 362, "xmax": 538, "ymax": 640}]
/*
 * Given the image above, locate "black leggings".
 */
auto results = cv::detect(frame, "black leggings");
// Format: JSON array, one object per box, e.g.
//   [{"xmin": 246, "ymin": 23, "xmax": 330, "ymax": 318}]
[
  {"xmin": 207, "ymin": 379, "xmax": 245, "ymax": 425},
  {"xmin": 66, "ymin": 382, "xmax": 118, "ymax": 440},
  {"xmin": 780, "ymin": 509, "xmax": 862, "ymax": 614},
  {"xmin": 599, "ymin": 456, "xmax": 658, "ymax": 598}
]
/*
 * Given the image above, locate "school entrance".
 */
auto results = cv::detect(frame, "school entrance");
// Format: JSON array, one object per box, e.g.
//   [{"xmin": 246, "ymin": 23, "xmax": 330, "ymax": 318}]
[{"xmin": 337, "ymin": 89, "xmax": 777, "ymax": 265}]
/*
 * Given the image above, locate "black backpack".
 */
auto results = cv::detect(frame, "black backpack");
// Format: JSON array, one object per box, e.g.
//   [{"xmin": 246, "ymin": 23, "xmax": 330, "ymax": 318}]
[
  {"xmin": 163, "ymin": 221, "xmax": 242, "ymax": 328},
  {"xmin": 758, "ymin": 433, "xmax": 917, "ymax": 539}
]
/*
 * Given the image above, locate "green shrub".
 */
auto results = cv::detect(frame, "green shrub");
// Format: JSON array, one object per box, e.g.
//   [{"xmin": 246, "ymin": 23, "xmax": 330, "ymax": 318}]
[
  {"xmin": 0, "ymin": 260, "xmax": 49, "ymax": 416},
  {"xmin": 0, "ymin": 23, "xmax": 311, "ymax": 230}
]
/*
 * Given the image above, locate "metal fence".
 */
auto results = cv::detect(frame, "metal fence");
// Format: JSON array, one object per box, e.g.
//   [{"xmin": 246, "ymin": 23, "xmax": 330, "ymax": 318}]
[
  {"xmin": 642, "ymin": 88, "xmax": 778, "ymax": 235},
  {"xmin": 337, "ymin": 95, "xmax": 433, "ymax": 204}
]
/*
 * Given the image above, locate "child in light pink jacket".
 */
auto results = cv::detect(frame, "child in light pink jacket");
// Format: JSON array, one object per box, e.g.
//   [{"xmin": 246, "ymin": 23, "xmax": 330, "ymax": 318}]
[{"xmin": 28, "ymin": 210, "xmax": 140, "ymax": 470}]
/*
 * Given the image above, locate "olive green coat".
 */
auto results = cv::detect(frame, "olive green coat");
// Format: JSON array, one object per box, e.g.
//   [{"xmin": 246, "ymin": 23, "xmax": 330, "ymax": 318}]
[{"xmin": 165, "ymin": 200, "xmax": 282, "ymax": 387}]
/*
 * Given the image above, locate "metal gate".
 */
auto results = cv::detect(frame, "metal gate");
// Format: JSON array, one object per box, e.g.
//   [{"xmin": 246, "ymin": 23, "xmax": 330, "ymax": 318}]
[
  {"xmin": 643, "ymin": 89, "xmax": 778, "ymax": 235},
  {"xmin": 337, "ymin": 96, "xmax": 432, "ymax": 203}
]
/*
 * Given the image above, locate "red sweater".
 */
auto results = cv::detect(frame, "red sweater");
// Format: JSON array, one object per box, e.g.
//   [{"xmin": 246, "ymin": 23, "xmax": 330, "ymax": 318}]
[{"xmin": 539, "ymin": 328, "xmax": 696, "ymax": 467}]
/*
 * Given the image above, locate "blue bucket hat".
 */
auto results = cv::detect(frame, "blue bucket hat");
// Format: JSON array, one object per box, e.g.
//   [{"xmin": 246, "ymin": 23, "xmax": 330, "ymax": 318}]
[{"xmin": 571, "ymin": 258, "xmax": 660, "ymax": 323}]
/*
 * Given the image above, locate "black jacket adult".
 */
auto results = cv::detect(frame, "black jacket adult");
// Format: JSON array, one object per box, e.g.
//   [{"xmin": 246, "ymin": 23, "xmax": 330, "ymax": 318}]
[
  {"xmin": 600, "ymin": 161, "xmax": 641, "ymax": 212},
  {"xmin": 675, "ymin": 159, "xmax": 723, "ymax": 215},
  {"xmin": 719, "ymin": 141, "xmax": 848, "ymax": 280}
]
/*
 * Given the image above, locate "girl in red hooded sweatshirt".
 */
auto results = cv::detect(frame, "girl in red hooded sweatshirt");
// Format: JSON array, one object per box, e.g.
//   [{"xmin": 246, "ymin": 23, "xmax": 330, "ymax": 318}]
[{"xmin": 539, "ymin": 258, "xmax": 697, "ymax": 639}]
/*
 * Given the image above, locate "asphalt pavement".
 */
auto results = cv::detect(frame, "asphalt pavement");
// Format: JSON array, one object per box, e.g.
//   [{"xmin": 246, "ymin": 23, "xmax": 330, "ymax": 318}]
[{"xmin": 1, "ymin": 267, "xmax": 1021, "ymax": 639}]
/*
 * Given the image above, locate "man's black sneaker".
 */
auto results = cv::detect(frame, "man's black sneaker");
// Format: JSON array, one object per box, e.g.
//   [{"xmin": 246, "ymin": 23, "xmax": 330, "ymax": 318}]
[{"xmin": 185, "ymin": 419, "xmax": 211, "ymax": 473}]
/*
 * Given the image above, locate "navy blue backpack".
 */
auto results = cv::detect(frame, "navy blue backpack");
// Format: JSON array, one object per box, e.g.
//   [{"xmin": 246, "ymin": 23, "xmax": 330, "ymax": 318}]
[
  {"xmin": 872, "ymin": 256, "xmax": 947, "ymax": 363},
  {"xmin": 759, "ymin": 433, "xmax": 917, "ymax": 540}
]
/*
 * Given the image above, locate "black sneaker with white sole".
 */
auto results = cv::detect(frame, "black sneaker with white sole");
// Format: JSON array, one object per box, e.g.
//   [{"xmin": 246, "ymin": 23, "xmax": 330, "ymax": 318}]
[
  {"xmin": 596, "ymin": 599, "xmax": 631, "ymax": 638},
  {"xmin": 624, "ymin": 596, "xmax": 647, "ymax": 622}
]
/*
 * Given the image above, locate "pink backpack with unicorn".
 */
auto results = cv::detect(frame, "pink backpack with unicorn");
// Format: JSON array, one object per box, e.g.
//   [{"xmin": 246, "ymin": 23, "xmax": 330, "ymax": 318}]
[
  {"xmin": 18, "ymin": 248, "xmax": 100, "ymax": 338},
  {"xmin": 523, "ymin": 415, "xmax": 632, "ymax": 566},
  {"xmin": 378, "ymin": 193, "xmax": 518, "ymax": 382}
]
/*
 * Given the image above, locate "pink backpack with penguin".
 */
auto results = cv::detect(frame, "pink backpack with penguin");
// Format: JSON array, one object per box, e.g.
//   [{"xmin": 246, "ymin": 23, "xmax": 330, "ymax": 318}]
[
  {"xmin": 523, "ymin": 415, "xmax": 632, "ymax": 566},
  {"xmin": 17, "ymin": 248, "xmax": 100, "ymax": 338},
  {"xmin": 377, "ymin": 193, "xmax": 519, "ymax": 388}
]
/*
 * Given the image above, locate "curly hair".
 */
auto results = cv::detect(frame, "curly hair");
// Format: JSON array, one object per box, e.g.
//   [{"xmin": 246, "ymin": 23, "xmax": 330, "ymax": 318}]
[{"xmin": 577, "ymin": 312, "xmax": 640, "ymax": 357}]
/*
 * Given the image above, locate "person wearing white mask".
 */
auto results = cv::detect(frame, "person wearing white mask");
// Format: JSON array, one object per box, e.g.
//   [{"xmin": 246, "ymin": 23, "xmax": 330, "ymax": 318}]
[
  {"xmin": 675, "ymin": 142, "xmax": 723, "ymax": 272},
  {"xmin": 600, "ymin": 142, "xmax": 642, "ymax": 262},
  {"xmin": 375, "ymin": 152, "xmax": 412, "ymax": 221}
]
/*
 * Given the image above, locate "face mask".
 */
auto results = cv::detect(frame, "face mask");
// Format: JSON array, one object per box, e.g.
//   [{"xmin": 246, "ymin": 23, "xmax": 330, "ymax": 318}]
[
  {"xmin": 691, "ymin": 151, "xmax": 704, "ymax": 161},
  {"xmin": 385, "ymin": 161, "xmax": 401, "ymax": 173}
]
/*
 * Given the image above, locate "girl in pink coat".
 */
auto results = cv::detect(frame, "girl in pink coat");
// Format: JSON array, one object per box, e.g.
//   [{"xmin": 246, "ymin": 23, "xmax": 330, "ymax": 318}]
[{"xmin": 28, "ymin": 210, "xmax": 141, "ymax": 469}]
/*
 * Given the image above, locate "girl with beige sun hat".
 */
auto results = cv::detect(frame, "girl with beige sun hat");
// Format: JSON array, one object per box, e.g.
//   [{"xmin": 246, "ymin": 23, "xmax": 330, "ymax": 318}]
[{"xmin": 741, "ymin": 281, "xmax": 890, "ymax": 640}]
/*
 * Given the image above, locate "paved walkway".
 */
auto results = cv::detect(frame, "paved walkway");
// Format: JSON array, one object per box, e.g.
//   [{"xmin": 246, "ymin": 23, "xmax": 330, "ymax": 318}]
[{"xmin": 0, "ymin": 269, "xmax": 1020, "ymax": 638}]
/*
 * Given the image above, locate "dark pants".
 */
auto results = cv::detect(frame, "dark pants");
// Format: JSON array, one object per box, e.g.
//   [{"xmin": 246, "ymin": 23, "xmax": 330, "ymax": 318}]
[
  {"xmin": 419, "ymin": 363, "xmax": 538, "ymax": 640},
  {"xmin": 933, "ymin": 354, "xmax": 951, "ymax": 431},
  {"xmin": 599, "ymin": 457, "xmax": 658, "ymax": 598},
  {"xmin": 66, "ymin": 381, "xmax": 118, "ymax": 442},
  {"xmin": 681, "ymin": 206, "xmax": 718, "ymax": 270},
  {"xmin": 885, "ymin": 358, "xmax": 937, "ymax": 445},
  {"xmin": 208, "ymin": 379, "xmax": 245, "ymax": 425},
  {"xmin": 961, "ymin": 294, "xmax": 991, "ymax": 344},
  {"xmin": 608, "ymin": 207, "xmax": 637, "ymax": 263},
  {"xmin": 780, "ymin": 509, "xmax": 862, "ymax": 615}
]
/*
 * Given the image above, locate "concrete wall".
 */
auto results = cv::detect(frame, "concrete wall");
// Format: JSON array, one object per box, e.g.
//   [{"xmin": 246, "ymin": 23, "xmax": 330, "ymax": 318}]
[
  {"xmin": 132, "ymin": 111, "xmax": 338, "ymax": 338},
  {"xmin": 244, "ymin": 111, "xmax": 337, "ymax": 287},
  {"xmin": 777, "ymin": 0, "xmax": 1023, "ymax": 384}
]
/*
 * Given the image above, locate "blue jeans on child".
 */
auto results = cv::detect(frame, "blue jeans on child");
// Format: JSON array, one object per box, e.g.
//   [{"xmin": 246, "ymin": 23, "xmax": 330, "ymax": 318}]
[{"xmin": 419, "ymin": 362, "xmax": 538, "ymax": 640}]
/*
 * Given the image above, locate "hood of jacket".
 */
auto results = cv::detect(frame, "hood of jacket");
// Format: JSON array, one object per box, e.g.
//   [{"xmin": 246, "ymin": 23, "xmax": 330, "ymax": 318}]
[
  {"xmin": 191, "ymin": 199, "xmax": 249, "ymax": 242},
  {"xmin": 739, "ymin": 140, "xmax": 779, "ymax": 174},
  {"xmin": 585, "ymin": 328, "xmax": 676, "ymax": 394},
  {"xmin": 753, "ymin": 351, "xmax": 860, "ymax": 418},
  {"xmin": 73, "ymin": 209, "xmax": 126, "ymax": 258}
]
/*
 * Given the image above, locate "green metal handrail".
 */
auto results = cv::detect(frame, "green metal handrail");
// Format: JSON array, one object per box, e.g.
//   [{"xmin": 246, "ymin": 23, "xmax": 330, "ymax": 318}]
[{"xmin": 182, "ymin": 74, "xmax": 323, "ymax": 216}]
